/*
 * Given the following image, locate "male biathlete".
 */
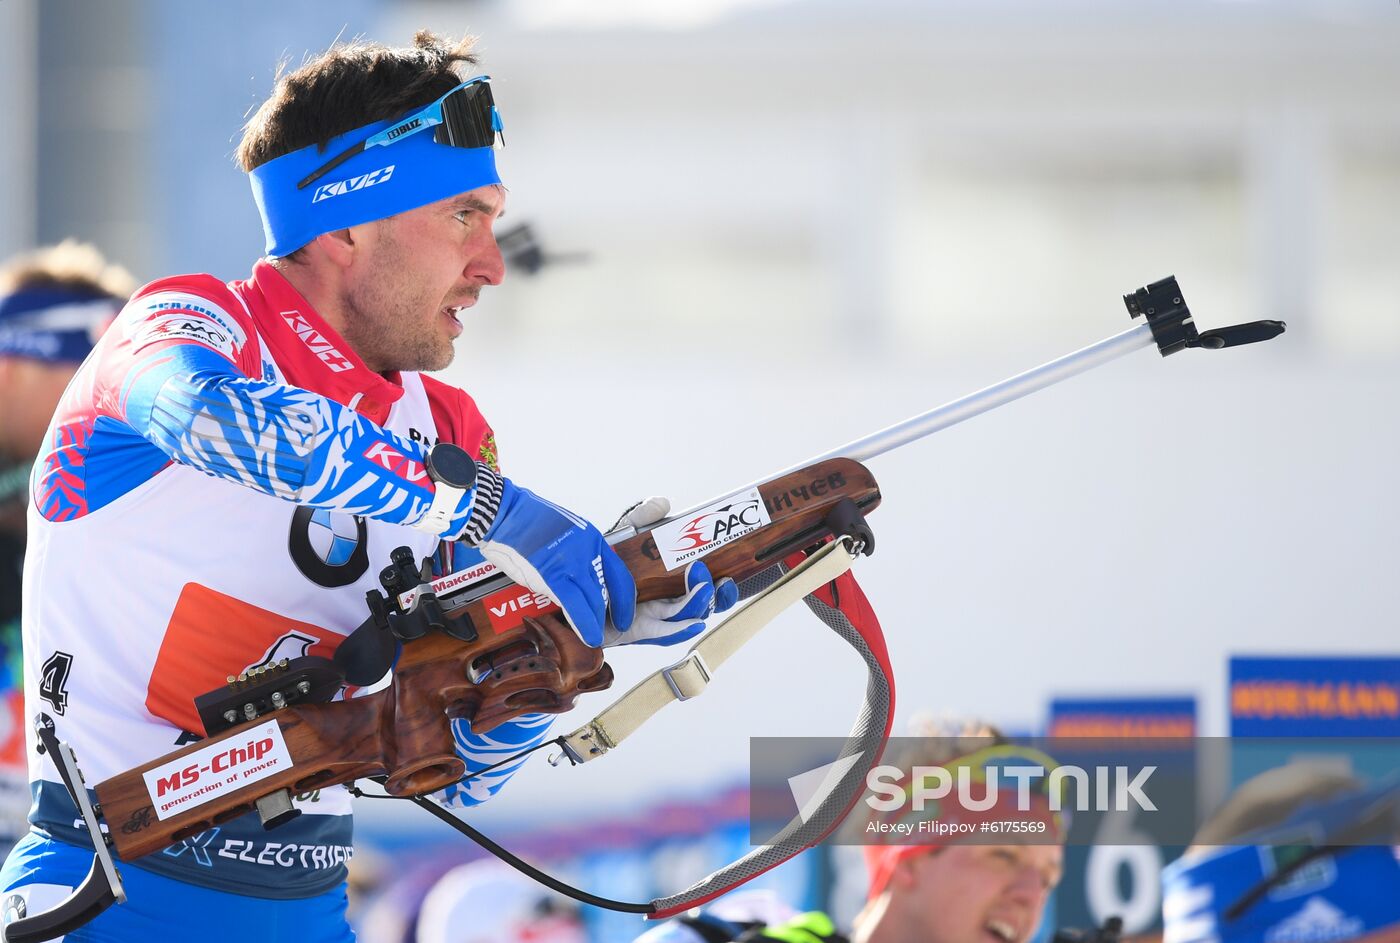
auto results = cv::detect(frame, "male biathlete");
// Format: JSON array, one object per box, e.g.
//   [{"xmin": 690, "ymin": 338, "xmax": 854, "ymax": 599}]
[{"xmin": 0, "ymin": 31, "xmax": 729, "ymax": 941}]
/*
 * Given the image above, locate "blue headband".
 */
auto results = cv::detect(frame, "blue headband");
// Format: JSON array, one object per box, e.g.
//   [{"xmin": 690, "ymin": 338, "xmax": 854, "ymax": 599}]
[
  {"xmin": 0, "ymin": 287, "xmax": 119, "ymax": 364},
  {"xmin": 248, "ymin": 114, "xmax": 501, "ymax": 257},
  {"xmin": 1162, "ymin": 781, "xmax": 1400, "ymax": 943}
]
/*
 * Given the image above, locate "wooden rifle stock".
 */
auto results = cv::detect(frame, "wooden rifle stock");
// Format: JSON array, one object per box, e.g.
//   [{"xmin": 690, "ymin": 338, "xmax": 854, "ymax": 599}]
[{"xmin": 93, "ymin": 458, "xmax": 880, "ymax": 861}]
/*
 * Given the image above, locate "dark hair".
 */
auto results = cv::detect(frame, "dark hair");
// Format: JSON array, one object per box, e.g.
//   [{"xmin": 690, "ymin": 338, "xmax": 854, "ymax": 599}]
[{"xmin": 236, "ymin": 30, "xmax": 480, "ymax": 173}]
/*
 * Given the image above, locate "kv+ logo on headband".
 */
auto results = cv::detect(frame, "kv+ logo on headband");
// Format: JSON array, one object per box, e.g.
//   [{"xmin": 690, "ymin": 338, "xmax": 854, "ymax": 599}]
[{"xmin": 311, "ymin": 165, "xmax": 397, "ymax": 204}]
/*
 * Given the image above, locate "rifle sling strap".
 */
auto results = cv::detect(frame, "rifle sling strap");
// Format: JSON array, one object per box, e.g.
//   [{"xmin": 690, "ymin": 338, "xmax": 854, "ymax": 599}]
[{"xmin": 553, "ymin": 538, "xmax": 857, "ymax": 765}]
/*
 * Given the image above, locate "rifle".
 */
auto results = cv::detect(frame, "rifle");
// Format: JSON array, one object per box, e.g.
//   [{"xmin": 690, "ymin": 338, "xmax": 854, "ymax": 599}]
[{"xmin": 4, "ymin": 277, "xmax": 1282, "ymax": 942}]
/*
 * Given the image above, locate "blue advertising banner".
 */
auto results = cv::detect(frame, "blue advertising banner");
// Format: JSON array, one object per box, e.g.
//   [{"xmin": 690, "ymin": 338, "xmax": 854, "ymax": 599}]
[
  {"xmin": 1229, "ymin": 656, "xmax": 1400, "ymax": 795},
  {"xmin": 1229, "ymin": 656, "xmax": 1400, "ymax": 737},
  {"xmin": 1049, "ymin": 697, "xmax": 1197, "ymax": 738},
  {"xmin": 1046, "ymin": 696, "xmax": 1198, "ymax": 939}
]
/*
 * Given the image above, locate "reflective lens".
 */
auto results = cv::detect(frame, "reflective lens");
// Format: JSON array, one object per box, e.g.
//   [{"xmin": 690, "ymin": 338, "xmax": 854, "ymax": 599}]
[
  {"xmin": 297, "ymin": 76, "xmax": 501, "ymax": 191},
  {"xmin": 435, "ymin": 79, "xmax": 500, "ymax": 149}
]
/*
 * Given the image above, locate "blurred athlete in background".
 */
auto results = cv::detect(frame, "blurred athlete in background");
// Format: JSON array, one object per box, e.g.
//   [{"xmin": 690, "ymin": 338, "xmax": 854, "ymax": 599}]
[
  {"xmin": 413, "ymin": 861, "xmax": 586, "ymax": 943},
  {"xmin": 0, "ymin": 241, "xmax": 133, "ymax": 858},
  {"xmin": 1162, "ymin": 763, "xmax": 1399, "ymax": 943},
  {"xmin": 639, "ymin": 717, "xmax": 1065, "ymax": 943}
]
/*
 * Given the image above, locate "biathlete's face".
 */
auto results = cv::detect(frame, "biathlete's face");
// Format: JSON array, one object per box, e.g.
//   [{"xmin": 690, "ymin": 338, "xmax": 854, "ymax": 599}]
[
  {"xmin": 897, "ymin": 844, "xmax": 1062, "ymax": 943},
  {"xmin": 0, "ymin": 356, "xmax": 82, "ymax": 459},
  {"xmin": 340, "ymin": 183, "xmax": 506, "ymax": 373}
]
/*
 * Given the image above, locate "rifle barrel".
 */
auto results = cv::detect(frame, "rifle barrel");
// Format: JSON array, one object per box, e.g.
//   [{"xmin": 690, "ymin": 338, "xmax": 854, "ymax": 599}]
[{"xmin": 667, "ymin": 322, "xmax": 1156, "ymax": 523}]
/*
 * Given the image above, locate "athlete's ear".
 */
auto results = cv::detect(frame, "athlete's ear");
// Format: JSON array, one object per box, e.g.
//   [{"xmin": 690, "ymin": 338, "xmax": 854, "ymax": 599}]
[
  {"xmin": 312, "ymin": 227, "xmax": 358, "ymax": 269},
  {"xmin": 890, "ymin": 853, "xmax": 923, "ymax": 891}
]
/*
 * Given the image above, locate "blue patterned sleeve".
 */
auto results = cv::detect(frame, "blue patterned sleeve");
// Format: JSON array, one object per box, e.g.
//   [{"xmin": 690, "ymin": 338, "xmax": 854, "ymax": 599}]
[
  {"xmin": 433, "ymin": 543, "xmax": 555, "ymax": 806},
  {"xmin": 124, "ymin": 341, "xmax": 553, "ymax": 804},
  {"xmin": 119, "ymin": 342, "xmax": 488, "ymax": 532},
  {"xmin": 439, "ymin": 713, "xmax": 556, "ymax": 808}
]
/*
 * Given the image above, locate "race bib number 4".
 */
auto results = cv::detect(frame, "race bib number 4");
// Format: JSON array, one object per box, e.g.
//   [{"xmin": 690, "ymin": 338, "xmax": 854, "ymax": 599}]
[{"xmin": 142, "ymin": 720, "xmax": 293, "ymax": 820}]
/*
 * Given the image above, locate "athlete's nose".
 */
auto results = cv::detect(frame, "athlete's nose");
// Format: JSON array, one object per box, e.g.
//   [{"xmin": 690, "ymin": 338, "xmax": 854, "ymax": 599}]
[{"xmin": 468, "ymin": 231, "xmax": 505, "ymax": 287}]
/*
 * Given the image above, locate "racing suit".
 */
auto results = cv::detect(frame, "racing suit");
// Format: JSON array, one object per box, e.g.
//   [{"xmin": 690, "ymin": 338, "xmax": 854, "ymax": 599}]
[{"xmin": 0, "ymin": 260, "xmax": 548, "ymax": 938}]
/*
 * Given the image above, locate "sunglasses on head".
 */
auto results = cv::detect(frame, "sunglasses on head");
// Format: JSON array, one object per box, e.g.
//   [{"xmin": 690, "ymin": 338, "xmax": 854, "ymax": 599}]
[{"xmin": 297, "ymin": 75, "xmax": 502, "ymax": 191}]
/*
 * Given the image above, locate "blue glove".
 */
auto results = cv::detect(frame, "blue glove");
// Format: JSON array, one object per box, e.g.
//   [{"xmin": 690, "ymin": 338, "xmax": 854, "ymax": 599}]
[
  {"xmin": 477, "ymin": 479, "xmax": 636, "ymax": 647},
  {"xmin": 600, "ymin": 496, "xmax": 738, "ymax": 648}
]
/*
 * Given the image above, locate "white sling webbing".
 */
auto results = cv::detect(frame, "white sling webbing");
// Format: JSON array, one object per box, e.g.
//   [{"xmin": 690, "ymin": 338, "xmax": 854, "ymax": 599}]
[{"xmin": 553, "ymin": 538, "xmax": 857, "ymax": 765}]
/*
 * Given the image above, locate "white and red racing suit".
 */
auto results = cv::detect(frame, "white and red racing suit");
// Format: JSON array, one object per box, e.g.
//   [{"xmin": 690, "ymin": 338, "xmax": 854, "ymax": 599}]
[{"xmin": 17, "ymin": 260, "xmax": 544, "ymax": 898}]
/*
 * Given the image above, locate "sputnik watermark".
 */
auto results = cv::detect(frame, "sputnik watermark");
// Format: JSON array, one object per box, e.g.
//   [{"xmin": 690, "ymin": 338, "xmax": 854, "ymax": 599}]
[
  {"xmin": 864, "ymin": 763, "xmax": 1157, "ymax": 814},
  {"xmin": 749, "ymin": 736, "xmax": 1390, "ymax": 846},
  {"xmin": 867, "ymin": 819, "xmax": 1050, "ymax": 837}
]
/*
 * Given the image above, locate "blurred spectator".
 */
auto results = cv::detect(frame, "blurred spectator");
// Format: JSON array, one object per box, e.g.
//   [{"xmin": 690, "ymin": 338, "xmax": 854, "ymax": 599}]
[
  {"xmin": 344, "ymin": 845, "xmax": 389, "ymax": 930},
  {"xmin": 0, "ymin": 240, "xmax": 133, "ymax": 854},
  {"xmin": 1162, "ymin": 764, "xmax": 1399, "ymax": 943},
  {"xmin": 630, "ymin": 890, "xmax": 802, "ymax": 943},
  {"xmin": 414, "ymin": 861, "xmax": 586, "ymax": 943},
  {"xmin": 637, "ymin": 716, "xmax": 1065, "ymax": 943}
]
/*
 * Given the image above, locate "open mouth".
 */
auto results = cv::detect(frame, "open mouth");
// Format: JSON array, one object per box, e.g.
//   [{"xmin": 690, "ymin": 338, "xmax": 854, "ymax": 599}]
[
  {"xmin": 441, "ymin": 306, "xmax": 465, "ymax": 336},
  {"xmin": 986, "ymin": 920, "xmax": 1019, "ymax": 943}
]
